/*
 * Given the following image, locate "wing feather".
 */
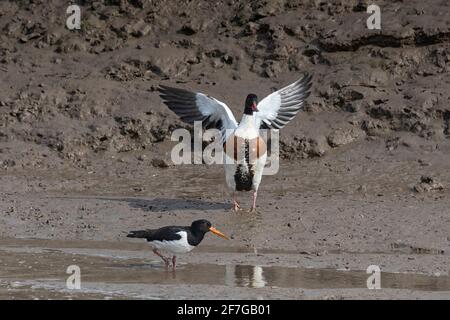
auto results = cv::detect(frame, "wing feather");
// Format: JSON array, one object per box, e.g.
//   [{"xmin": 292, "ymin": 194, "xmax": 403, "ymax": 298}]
[
  {"xmin": 158, "ymin": 85, "xmax": 238, "ymax": 141},
  {"xmin": 255, "ymin": 73, "xmax": 313, "ymax": 129}
]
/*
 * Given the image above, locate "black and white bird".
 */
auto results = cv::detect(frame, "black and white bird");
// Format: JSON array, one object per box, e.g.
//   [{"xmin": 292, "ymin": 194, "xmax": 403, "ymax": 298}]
[
  {"xmin": 126, "ymin": 219, "xmax": 229, "ymax": 269},
  {"xmin": 158, "ymin": 73, "xmax": 312, "ymax": 212}
]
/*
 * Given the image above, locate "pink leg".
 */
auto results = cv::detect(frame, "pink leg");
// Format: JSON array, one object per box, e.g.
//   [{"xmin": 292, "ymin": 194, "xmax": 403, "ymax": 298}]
[
  {"xmin": 172, "ymin": 256, "xmax": 177, "ymax": 269},
  {"xmin": 248, "ymin": 191, "xmax": 257, "ymax": 212},
  {"xmin": 153, "ymin": 248, "xmax": 170, "ymax": 268},
  {"xmin": 232, "ymin": 192, "xmax": 241, "ymax": 211}
]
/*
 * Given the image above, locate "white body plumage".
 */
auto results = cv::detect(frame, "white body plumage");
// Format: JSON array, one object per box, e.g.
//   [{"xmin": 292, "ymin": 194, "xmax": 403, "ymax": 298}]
[
  {"xmin": 224, "ymin": 114, "xmax": 267, "ymax": 193},
  {"xmin": 149, "ymin": 231, "xmax": 195, "ymax": 254}
]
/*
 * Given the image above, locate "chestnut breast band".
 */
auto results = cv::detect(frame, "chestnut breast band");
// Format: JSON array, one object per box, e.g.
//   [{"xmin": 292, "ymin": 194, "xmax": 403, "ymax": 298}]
[{"xmin": 223, "ymin": 134, "xmax": 267, "ymax": 163}]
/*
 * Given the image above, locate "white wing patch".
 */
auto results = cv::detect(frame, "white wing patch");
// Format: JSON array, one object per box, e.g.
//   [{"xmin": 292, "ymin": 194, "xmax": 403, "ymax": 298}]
[
  {"xmin": 256, "ymin": 93, "xmax": 281, "ymax": 126},
  {"xmin": 158, "ymin": 85, "xmax": 238, "ymax": 143}
]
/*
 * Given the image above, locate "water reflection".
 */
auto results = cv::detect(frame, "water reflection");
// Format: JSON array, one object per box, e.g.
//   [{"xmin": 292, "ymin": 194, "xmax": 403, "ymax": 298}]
[
  {"xmin": 127, "ymin": 263, "xmax": 449, "ymax": 291},
  {"xmin": 166, "ymin": 263, "xmax": 450, "ymax": 291},
  {"xmin": 226, "ymin": 265, "xmax": 267, "ymax": 288},
  {"xmin": 2, "ymin": 242, "xmax": 449, "ymax": 292}
]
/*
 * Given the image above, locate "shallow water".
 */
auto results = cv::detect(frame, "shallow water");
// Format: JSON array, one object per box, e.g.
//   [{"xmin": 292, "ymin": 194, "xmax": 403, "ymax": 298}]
[{"xmin": 0, "ymin": 238, "xmax": 449, "ymax": 299}]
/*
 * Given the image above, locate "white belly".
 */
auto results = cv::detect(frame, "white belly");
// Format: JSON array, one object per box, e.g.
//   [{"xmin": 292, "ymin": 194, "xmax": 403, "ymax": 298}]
[{"xmin": 149, "ymin": 231, "xmax": 195, "ymax": 254}]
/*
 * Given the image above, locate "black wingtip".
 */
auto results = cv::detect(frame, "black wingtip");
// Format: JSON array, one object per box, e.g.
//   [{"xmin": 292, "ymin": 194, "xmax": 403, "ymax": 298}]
[
  {"xmin": 300, "ymin": 72, "xmax": 313, "ymax": 84},
  {"xmin": 300, "ymin": 72, "xmax": 313, "ymax": 93},
  {"xmin": 126, "ymin": 229, "xmax": 153, "ymax": 239},
  {"xmin": 157, "ymin": 84, "xmax": 181, "ymax": 94},
  {"xmin": 157, "ymin": 84, "xmax": 171, "ymax": 94},
  {"xmin": 158, "ymin": 84, "xmax": 172, "ymax": 90},
  {"xmin": 126, "ymin": 230, "xmax": 140, "ymax": 238}
]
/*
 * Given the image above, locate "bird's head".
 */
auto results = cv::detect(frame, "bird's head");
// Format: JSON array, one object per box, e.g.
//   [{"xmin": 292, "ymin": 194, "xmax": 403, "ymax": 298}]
[
  {"xmin": 191, "ymin": 219, "xmax": 229, "ymax": 240},
  {"xmin": 244, "ymin": 94, "xmax": 259, "ymax": 115}
]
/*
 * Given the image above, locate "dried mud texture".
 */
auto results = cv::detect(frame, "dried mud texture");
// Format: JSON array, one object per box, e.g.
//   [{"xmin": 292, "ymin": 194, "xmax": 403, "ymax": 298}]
[
  {"xmin": 0, "ymin": 0, "xmax": 449, "ymax": 168},
  {"xmin": 1, "ymin": 0, "xmax": 450, "ymax": 299}
]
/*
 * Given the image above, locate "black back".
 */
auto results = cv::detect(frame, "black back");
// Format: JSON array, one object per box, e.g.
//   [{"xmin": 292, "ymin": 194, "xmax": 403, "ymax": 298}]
[{"xmin": 146, "ymin": 226, "xmax": 186, "ymax": 242}]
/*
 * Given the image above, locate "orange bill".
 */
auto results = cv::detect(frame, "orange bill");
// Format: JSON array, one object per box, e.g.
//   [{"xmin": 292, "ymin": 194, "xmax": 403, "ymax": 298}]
[{"xmin": 209, "ymin": 227, "xmax": 230, "ymax": 240}]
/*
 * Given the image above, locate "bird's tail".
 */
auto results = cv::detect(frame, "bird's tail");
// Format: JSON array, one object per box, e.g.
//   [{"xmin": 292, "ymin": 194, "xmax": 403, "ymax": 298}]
[{"xmin": 126, "ymin": 230, "xmax": 152, "ymax": 239}]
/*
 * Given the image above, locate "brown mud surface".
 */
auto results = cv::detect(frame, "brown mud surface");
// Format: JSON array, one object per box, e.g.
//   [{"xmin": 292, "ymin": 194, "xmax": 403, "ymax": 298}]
[{"xmin": 1, "ymin": 1, "xmax": 450, "ymax": 299}]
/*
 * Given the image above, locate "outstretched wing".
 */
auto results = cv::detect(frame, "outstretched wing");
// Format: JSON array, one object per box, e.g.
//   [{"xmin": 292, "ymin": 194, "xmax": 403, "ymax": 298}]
[
  {"xmin": 255, "ymin": 73, "xmax": 312, "ymax": 129},
  {"xmin": 158, "ymin": 85, "xmax": 238, "ymax": 141}
]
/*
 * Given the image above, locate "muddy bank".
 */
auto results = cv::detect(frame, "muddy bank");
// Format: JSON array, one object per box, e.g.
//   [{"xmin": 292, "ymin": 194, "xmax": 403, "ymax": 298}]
[{"xmin": 0, "ymin": 0, "xmax": 449, "ymax": 170}]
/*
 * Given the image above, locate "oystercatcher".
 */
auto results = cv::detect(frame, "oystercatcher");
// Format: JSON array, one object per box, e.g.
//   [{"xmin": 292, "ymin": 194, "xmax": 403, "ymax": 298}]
[
  {"xmin": 126, "ymin": 219, "xmax": 229, "ymax": 269},
  {"xmin": 158, "ymin": 73, "xmax": 312, "ymax": 212}
]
